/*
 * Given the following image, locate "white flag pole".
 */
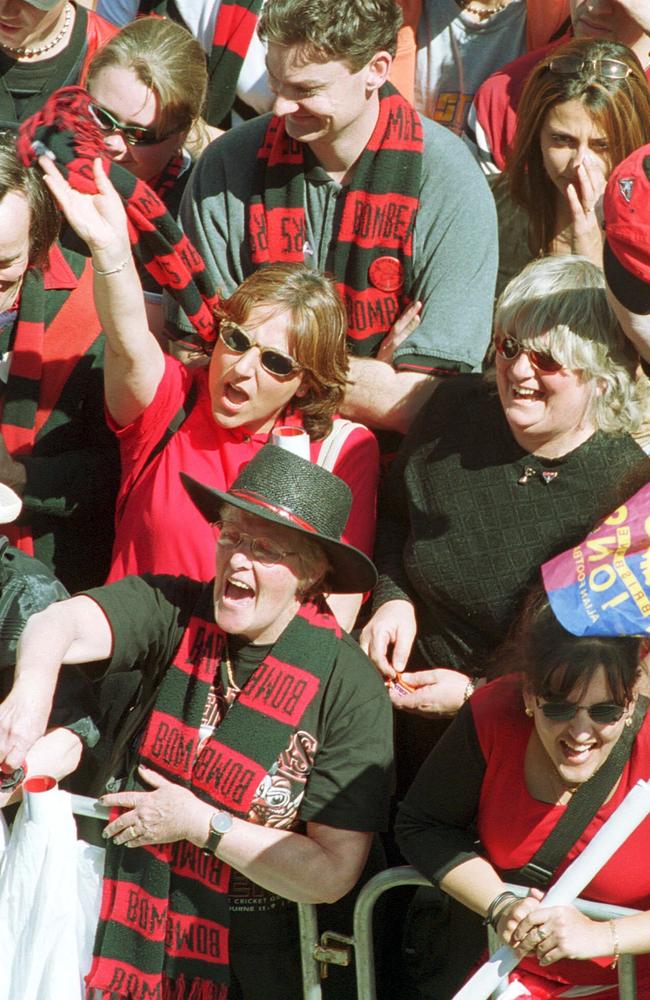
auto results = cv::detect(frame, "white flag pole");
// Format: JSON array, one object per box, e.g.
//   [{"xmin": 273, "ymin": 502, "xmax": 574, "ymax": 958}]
[{"xmin": 453, "ymin": 779, "xmax": 650, "ymax": 1000}]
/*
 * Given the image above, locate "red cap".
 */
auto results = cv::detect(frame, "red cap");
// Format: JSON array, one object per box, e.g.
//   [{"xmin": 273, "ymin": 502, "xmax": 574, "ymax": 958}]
[{"xmin": 603, "ymin": 145, "xmax": 650, "ymax": 314}]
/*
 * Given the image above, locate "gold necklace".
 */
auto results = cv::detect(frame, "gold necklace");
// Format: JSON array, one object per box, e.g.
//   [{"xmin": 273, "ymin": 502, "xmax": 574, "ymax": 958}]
[
  {"xmin": 455, "ymin": 0, "xmax": 511, "ymax": 20},
  {"xmin": 3, "ymin": 3, "xmax": 73, "ymax": 59},
  {"xmin": 223, "ymin": 639, "xmax": 241, "ymax": 697}
]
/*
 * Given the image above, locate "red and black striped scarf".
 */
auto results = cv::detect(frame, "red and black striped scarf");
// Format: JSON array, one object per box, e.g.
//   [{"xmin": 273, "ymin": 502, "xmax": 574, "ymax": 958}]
[
  {"xmin": 249, "ymin": 83, "xmax": 423, "ymax": 356},
  {"xmin": 149, "ymin": 150, "xmax": 184, "ymax": 205},
  {"xmin": 0, "ymin": 247, "xmax": 101, "ymax": 554},
  {"xmin": 86, "ymin": 594, "xmax": 341, "ymax": 999},
  {"xmin": 16, "ymin": 85, "xmax": 221, "ymax": 347},
  {"xmin": 136, "ymin": 0, "xmax": 263, "ymax": 127}
]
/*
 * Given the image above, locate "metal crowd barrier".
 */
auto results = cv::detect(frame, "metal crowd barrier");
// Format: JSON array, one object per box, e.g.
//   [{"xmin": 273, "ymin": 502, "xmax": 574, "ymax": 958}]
[
  {"xmin": 297, "ymin": 866, "xmax": 642, "ymax": 1000},
  {"xmin": 64, "ymin": 804, "xmax": 642, "ymax": 1000}
]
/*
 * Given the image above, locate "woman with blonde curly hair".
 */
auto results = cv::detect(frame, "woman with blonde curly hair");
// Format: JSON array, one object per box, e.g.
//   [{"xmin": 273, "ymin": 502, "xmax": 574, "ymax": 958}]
[
  {"xmin": 361, "ymin": 254, "xmax": 650, "ymax": 790},
  {"xmin": 494, "ymin": 36, "xmax": 650, "ymax": 296}
]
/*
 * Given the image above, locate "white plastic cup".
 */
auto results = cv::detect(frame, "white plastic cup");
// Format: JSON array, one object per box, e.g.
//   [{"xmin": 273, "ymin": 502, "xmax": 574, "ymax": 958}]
[
  {"xmin": 271, "ymin": 426, "xmax": 311, "ymax": 460},
  {"xmin": 23, "ymin": 774, "xmax": 60, "ymax": 824},
  {"xmin": 0, "ymin": 483, "xmax": 22, "ymax": 524}
]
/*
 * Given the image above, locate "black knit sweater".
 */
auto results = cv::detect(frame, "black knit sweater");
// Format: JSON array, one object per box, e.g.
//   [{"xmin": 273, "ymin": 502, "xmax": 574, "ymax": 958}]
[{"xmin": 373, "ymin": 376, "xmax": 650, "ymax": 672}]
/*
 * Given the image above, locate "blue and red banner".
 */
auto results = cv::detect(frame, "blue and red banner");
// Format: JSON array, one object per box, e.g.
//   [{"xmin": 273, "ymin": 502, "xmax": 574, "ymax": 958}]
[{"xmin": 542, "ymin": 483, "xmax": 650, "ymax": 636}]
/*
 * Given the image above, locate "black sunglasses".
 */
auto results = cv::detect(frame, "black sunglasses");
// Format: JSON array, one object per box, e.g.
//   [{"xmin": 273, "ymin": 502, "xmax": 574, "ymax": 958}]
[
  {"xmin": 494, "ymin": 334, "xmax": 563, "ymax": 373},
  {"xmin": 546, "ymin": 56, "xmax": 633, "ymax": 81},
  {"xmin": 89, "ymin": 102, "xmax": 173, "ymax": 147},
  {"xmin": 219, "ymin": 320, "xmax": 301, "ymax": 378},
  {"xmin": 536, "ymin": 698, "xmax": 626, "ymax": 725}
]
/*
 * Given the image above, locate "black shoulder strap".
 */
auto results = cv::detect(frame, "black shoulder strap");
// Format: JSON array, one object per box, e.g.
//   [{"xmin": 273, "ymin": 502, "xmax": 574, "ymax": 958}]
[
  {"xmin": 116, "ymin": 378, "xmax": 199, "ymax": 522},
  {"xmin": 550, "ymin": 17, "xmax": 571, "ymax": 42},
  {"xmin": 503, "ymin": 695, "xmax": 649, "ymax": 887}
]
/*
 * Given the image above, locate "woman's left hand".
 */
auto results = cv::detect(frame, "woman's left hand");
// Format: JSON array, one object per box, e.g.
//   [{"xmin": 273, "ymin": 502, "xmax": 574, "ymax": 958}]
[
  {"xmin": 565, "ymin": 158, "xmax": 606, "ymax": 265},
  {"xmin": 101, "ymin": 765, "xmax": 208, "ymax": 848},
  {"xmin": 511, "ymin": 900, "xmax": 614, "ymax": 965},
  {"xmin": 389, "ymin": 668, "xmax": 471, "ymax": 716}
]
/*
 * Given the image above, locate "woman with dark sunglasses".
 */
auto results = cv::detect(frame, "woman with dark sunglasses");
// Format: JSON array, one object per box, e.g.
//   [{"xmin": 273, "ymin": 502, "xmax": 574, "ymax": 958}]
[
  {"xmin": 60, "ymin": 17, "xmax": 216, "ymax": 318},
  {"xmin": 361, "ymin": 254, "xmax": 649, "ymax": 793},
  {"xmin": 85, "ymin": 17, "xmax": 213, "ymax": 196},
  {"xmin": 41, "ymin": 154, "xmax": 379, "ymax": 631},
  {"xmin": 493, "ymin": 36, "xmax": 650, "ymax": 297},
  {"xmin": 397, "ymin": 591, "xmax": 650, "ymax": 999}
]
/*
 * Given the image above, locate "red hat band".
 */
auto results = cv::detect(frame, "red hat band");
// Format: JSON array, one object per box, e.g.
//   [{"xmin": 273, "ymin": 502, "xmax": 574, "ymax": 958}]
[{"xmin": 229, "ymin": 489, "xmax": 318, "ymax": 533}]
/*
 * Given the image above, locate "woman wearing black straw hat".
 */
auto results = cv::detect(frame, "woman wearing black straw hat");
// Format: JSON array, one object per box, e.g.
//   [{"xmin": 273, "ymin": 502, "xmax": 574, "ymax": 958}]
[{"xmin": 0, "ymin": 444, "xmax": 393, "ymax": 1000}]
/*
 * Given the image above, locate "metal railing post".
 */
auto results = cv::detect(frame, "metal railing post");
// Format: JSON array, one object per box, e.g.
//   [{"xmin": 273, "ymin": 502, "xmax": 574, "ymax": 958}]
[
  {"xmin": 349, "ymin": 869, "xmax": 641, "ymax": 1000},
  {"xmin": 353, "ymin": 866, "xmax": 430, "ymax": 1000},
  {"xmin": 297, "ymin": 902, "xmax": 323, "ymax": 1000}
]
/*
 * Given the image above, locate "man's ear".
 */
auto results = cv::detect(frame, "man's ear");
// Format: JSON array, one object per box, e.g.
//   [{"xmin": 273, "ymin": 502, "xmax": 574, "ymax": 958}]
[{"xmin": 365, "ymin": 51, "xmax": 392, "ymax": 93}]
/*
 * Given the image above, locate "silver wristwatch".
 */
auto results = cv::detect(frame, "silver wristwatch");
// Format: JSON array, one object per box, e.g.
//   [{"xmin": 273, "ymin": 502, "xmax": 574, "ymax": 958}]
[{"xmin": 202, "ymin": 810, "xmax": 233, "ymax": 855}]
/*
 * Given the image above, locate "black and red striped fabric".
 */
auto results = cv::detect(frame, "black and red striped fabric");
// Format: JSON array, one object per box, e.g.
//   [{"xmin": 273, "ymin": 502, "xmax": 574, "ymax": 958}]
[
  {"xmin": 248, "ymin": 83, "xmax": 423, "ymax": 356},
  {"xmin": 207, "ymin": 0, "xmax": 263, "ymax": 127},
  {"xmin": 86, "ymin": 595, "xmax": 340, "ymax": 999},
  {"xmin": 16, "ymin": 85, "xmax": 221, "ymax": 346},
  {"xmin": 136, "ymin": 0, "xmax": 263, "ymax": 127},
  {"xmin": 0, "ymin": 246, "xmax": 107, "ymax": 559}
]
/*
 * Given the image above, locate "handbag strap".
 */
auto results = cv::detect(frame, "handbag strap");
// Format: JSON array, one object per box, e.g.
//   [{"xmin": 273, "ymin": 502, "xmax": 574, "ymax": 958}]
[
  {"xmin": 316, "ymin": 418, "xmax": 362, "ymax": 472},
  {"xmin": 504, "ymin": 694, "xmax": 649, "ymax": 887}
]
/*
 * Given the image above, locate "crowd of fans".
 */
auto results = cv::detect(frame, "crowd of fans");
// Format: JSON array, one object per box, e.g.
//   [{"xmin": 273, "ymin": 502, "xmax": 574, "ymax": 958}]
[{"xmin": 0, "ymin": 1, "xmax": 649, "ymax": 998}]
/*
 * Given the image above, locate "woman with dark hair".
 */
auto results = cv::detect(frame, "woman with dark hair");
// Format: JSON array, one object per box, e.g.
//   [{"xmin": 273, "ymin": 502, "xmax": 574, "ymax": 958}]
[
  {"xmin": 0, "ymin": 132, "xmax": 118, "ymax": 591},
  {"xmin": 41, "ymin": 154, "xmax": 378, "ymax": 629},
  {"xmin": 494, "ymin": 35, "xmax": 650, "ymax": 295},
  {"xmin": 397, "ymin": 593, "xmax": 650, "ymax": 998}
]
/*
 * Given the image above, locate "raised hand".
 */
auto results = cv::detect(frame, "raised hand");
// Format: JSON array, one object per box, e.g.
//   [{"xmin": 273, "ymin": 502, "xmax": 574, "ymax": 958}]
[
  {"xmin": 38, "ymin": 155, "xmax": 130, "ymax": 261},
  {"xmin": 565, "ymin": 156, "xmax": 607, "ymax": 265}
]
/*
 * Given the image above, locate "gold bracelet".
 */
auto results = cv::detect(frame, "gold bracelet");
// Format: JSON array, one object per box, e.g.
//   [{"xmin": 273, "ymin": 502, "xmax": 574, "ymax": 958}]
[
  {"xmin": 91, "ymin": 255, "xmax": 130, "ymax": 276},
  {"xmin": 610, "ymin": 919, "xmax": 619, "ymax": 970}
]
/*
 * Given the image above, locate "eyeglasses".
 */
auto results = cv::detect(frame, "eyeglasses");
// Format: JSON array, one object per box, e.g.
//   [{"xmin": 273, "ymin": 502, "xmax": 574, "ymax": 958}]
[
  {"xmin": 212, "ymin": 519, "xmax": 297, "ymax": 565},
  {"xmin": 494, "ymin": 334, "xmax": 563, "ymax": 373},
  {"xmin": 536, "ymin": 698, "xmax": 627, "ymax": 725},
  {"xmin": 219, "ymin": 320, "xmax": 301, "ymax": 378},
  {"xmin": 89, "ymin": 102, "xmax": 173, "ymax": 147},
  {"xmin": 546, "ymin": 56, "xmax": 633, "ymax": 81}
]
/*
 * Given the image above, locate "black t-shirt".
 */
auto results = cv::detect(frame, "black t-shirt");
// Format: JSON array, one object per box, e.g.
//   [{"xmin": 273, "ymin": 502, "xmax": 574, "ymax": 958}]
[{"xmin": 0, "ymin": 4, "xmax": 90, "ymax": 126}]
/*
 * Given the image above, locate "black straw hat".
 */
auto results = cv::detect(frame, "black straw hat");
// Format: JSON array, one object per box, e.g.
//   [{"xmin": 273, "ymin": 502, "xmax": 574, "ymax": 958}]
[{"xmin": 181, "ymin": 444, "xmax": 377, "ymax": 593}]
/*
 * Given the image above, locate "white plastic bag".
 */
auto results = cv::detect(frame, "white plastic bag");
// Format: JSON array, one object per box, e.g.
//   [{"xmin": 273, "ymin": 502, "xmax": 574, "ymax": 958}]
[{"xmin": 0, "ymin": 784, "xmax": 105, "ymax": 1000}]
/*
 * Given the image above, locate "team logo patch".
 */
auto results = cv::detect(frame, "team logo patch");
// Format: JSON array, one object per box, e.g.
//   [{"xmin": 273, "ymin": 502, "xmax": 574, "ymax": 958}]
[
  {"xmin": 368, "ymin": 256, "xmax": 404, "ymax": 292},
  {"xmin": 618, "ymin": 178, "xmax": 635, "ymax": 203}
]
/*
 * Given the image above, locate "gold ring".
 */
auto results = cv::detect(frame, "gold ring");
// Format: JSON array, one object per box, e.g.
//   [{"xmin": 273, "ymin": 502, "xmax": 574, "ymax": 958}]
[
  {"xmin": 537, "ymin": 927, "xmax": 547, "ymax": 941},
  {"xmin": 128, "ymin": 825, "xmax": 137, "ymax": 840}
]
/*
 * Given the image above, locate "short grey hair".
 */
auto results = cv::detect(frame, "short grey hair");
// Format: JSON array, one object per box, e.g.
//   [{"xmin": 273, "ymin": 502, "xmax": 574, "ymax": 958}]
[
  {"xmin": 218, "ymin": 501, "xmax": 332, "ymax": 597},
  {"xmin": 492, "ymin": 256, "xmax": 642, "ymax": 435}
]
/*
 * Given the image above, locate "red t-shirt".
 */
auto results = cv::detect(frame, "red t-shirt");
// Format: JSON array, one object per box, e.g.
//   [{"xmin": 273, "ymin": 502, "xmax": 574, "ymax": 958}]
[
  {"xmin": 472, "ymin": 676, "xmax": 650, "ymax": 994},
  {"xmin": 107, "ymin": 355, "xmax": 379, "ymax": 583}
]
